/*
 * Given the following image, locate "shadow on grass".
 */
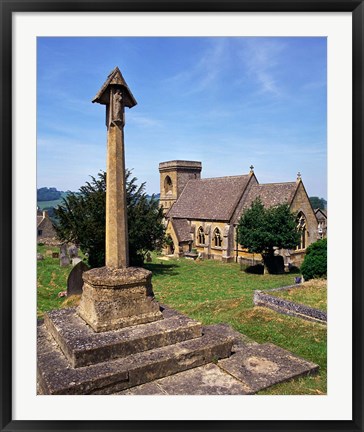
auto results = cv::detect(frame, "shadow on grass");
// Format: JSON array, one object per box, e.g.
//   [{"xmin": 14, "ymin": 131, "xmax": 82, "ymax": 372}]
[{"xmin": 144, "ymin": 261, "xmax": 179, "ymax": 277}]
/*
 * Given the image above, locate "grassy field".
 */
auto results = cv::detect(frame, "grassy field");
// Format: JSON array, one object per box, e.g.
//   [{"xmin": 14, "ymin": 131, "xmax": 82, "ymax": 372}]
[
  {"xmin": 268, "ymin": 279, "xmax": 327, "ymax": 312},
  {"xmin": 37, "ymin": 250, "xmax": 327, "ymax": 395},
  {"xmin": 37, "ymin": 192, "xmax": 68, "ymax": 210},
  {"xmin": 37, "ymin": 244, "xmax": 87, "ymax": 318}
]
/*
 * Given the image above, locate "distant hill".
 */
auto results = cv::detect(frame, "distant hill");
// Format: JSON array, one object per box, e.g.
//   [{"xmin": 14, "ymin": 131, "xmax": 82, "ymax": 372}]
[
  {"xmin": 37, "ymin": 187, "xmax": 64, "ymax": 201},
  {"xmin": 37, "ymin": 189, "xmax": 159, "ymax": 210},
  {"xmin": 37, "ymin": 191, "xmax": 70, "ymax": 210}
]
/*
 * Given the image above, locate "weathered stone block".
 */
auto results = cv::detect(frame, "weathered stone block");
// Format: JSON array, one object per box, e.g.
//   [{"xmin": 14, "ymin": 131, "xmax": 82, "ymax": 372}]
[{"xmin": 78, "ymin": 266, "xmax": 163, "ymax": 332}]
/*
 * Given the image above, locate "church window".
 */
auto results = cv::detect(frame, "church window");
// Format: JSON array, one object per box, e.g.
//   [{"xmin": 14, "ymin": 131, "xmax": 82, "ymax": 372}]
[
  {"xmin": 197, "ymin": 227, "xmax": 205, "ymax": 245},
  {"xmin": 164, "ymin": 176, "xmax": 173, "ymax": 195},
  {"xmin": 213, "ymin": 228, "xmax": 222, "ymax": 248},
  {"xmin": 296, "ymin": 212, "xmax": 307, "ymax": 250}
]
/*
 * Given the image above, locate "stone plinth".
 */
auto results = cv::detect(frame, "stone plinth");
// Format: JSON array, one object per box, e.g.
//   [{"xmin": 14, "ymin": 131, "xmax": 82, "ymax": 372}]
[
  {"xmin": 78, "ymin": 266, "xmax": 163, "ymax": 332},
  {"xmin": 45, "ymin": 307, "xmax": 201, "ymax": 368}
]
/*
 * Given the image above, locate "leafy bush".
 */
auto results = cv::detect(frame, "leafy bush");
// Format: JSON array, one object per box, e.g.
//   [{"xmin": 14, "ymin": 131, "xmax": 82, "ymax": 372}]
[{"xmin": 301, "ymin": 238, "xmax": 327, "ymax": 281}]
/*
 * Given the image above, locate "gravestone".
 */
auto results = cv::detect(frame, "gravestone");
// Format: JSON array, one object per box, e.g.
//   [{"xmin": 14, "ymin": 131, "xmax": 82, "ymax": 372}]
[
  {"xmin": 72, "ymin": 257, "xmax": 82, "ymax": 266},
  {"xmin": 146, "ymin": 252, "xmax": 152, "ymax": 262},
  {"xmin": 60, "ymin": 256, "xmax": 70, "ymax": 267},
  {"xmin": 68, "ymin": 245, "xmax": 79, "ymax": 258},
  {"xmin": 60, "ymin": 244, "xmax": 68, "ymax": 258},
  {"xmin": 60, "ymin": 243, "xmax": 70, "ymax": 267},
  {"xmin": 67, "ymin": 261, "xmax": 90, "ymax": 296},
  {"xmin": 52, "ymin": 252, "xmax": 59, "ymax": 259}
]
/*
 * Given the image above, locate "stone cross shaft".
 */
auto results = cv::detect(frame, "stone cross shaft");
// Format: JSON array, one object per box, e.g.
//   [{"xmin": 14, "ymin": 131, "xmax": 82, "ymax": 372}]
[{"xmin": 92, "ymin": 67, "xmax": 137, "ymax": 269}]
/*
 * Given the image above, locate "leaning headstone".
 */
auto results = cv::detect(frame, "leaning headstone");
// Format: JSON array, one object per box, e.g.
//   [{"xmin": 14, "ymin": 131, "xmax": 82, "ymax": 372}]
[
  {"xmin": 67, "ymin": 261, "xmax": 90, "ymax": 296},
  {"xmin": 60, "ymin": 243, "xmax": 68, "ymax": 258},
  {"xmin": 68, "ymin": 245, "xmax": 79, "ymax": 258},
  {"xmin": 72, "ymin": 257, "xmax": 82, "ymax": 266},
  {"xmin": 60, "ymin": 255, "xmax": 70, "ymax": 267},
  {"xmin": 60, "ymin": 243, "xmax": 70, "ymax": 266}
]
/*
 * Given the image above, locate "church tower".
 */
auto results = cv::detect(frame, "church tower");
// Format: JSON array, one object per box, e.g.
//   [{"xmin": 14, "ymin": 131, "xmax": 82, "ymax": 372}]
[{"xmin": 159, "ymin": 160, "xmax": 202, "ymax": 212}]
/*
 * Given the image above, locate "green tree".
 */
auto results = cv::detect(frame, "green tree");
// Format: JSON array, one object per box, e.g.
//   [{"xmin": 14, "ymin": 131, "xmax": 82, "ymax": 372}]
[
  {"xmin": 237, "ymin": 198, "xmax": 301, "ymax": 274},
  {"xmin": 309, "ymin": 196, "xmax": 327, "ymax": 210},
  {"xmin": 300, "ymin": 238, "xmax": 327, "ymax": 281},
  {"xmin": 54, "ymin": 171, "xmax": 165, "ymax": 268},
  {"xmin": 37, "ymin": 187, "xmax": 62, "ymax": 201}
]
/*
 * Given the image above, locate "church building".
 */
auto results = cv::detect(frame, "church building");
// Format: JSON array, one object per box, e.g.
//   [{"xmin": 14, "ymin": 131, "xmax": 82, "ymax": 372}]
[{"xmin": 159, "ymin": 160, "xmax": 319, "ymax": 267}]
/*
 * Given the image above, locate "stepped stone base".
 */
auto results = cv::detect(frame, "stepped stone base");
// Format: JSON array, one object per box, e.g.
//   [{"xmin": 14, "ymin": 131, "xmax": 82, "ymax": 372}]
[
  {"xmin": 37, "ymin": 306, "xmax": 233, "ymax": 395},
  {"xmin": 44, "ymin": 307, "xmax": 202, "ymax": 368},
  {"xmin": 78, "ymin": 266, "xmax": 163, "ymax": 332},
  {"xmin": 37, "ymin": 305, "xmax": 319, "ymax": 395}
]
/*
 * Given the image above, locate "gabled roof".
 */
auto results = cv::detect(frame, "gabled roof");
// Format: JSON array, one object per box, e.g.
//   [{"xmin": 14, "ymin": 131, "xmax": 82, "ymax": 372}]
[
  {"xmin": 315, "ymin": 208, "xmax": 327, "ymax": 219},
  {"xmin": 240, "ymin": 182, "xmax": 298, "ymax": 213},
  {"xmin": 37, "ymin": 215, "xmax": 43, "ymax": 227},
  {"xmin": 92, "ymin": 66, "xmax": 137, "ymax": 108},
  {"xmin": 171, "ymin": 219, "xmax": 192, "ymax": 242},
  {"xmin": 168, "ymin": 175, "xmax": 251, "ymax": 221}
]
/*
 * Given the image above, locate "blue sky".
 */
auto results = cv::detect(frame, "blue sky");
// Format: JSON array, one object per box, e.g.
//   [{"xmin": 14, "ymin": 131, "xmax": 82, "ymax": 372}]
[{"xmin": 37, "ymin": 37, "xmax": 327, "ymax": 198}]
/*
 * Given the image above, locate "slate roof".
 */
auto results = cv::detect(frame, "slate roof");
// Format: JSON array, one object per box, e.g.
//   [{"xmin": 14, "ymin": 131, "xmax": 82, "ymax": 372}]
[
  {"xmin": 168, "ymin": 175, "xmax": 251, "ymax": 221},
  {"xmin": 240, "ymin": 182, "xmax": 298, "ymax": 213},
  {"xmin": 171, "ymin": 219, "xmax": 192, "ymax": 242},
  {"xmin": 315, "ymin": 208, "xmax": 327, "ymax": 218}
]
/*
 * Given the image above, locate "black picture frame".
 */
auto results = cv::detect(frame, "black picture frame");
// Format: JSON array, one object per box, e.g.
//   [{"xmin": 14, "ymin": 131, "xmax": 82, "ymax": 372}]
[{"xmin": 1, "ymin": 1, "xmax": 363, "ymax": 431}]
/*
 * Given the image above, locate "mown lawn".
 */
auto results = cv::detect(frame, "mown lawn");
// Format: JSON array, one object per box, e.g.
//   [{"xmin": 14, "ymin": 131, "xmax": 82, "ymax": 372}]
[
  {"xmin": 267, "ymin": 279, "xmax": 327, "ymax": 312},
  {"xmin": 37, "ymin": 244, "xmax": 87, "ymax": 318},
  {"xmin": 146, "ymin": 256, "xmax": 326, "ymax": 395},
  {"xmin": 37, "ymin": 250, "xmax": 327, "ymax": 395}
]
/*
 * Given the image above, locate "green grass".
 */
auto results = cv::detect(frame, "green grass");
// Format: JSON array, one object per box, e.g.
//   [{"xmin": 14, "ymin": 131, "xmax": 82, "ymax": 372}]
[
  {"xmin": 267, "ymin": 279, "xmax": 327, "ymax": 312},
  {"xmin": 37, "ymin": 252, "xmax": 326, "ymax": 395},
  {"xmin": 37, "ymin": 244, "xmax": 87, "ymax": 318},
  {"xmin": 146, "ymin": 256, "xmax": 326, "ymax": 395}
]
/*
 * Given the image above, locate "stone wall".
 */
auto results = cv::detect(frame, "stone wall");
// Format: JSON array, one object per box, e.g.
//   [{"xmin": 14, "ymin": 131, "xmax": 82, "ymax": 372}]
[
  {"xmin": 37, "ymin": 216, "xmax": 56, "ymax": 240},
  {"xmin": 290, "ymin": 181, "xmax": 319, "ymax": 247},
  {"xmin": 253, "ymin": 286, "xmax": 327, "ymax": 324}
]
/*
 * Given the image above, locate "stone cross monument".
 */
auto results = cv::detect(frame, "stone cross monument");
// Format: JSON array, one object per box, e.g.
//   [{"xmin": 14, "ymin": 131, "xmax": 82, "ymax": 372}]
[
  {"xmin": 77, "ymin": 67, "xmax": 163, "ymax": 332},
  {"xmin": 91, "ymin": 67, "xmax": 136, "ymax": 269}
]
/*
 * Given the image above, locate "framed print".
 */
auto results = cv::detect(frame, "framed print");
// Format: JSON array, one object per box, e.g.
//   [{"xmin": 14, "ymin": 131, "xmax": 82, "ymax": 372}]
[{"xmin": 1, "ymin": 1, "xmax": 363, "ymax": 431}]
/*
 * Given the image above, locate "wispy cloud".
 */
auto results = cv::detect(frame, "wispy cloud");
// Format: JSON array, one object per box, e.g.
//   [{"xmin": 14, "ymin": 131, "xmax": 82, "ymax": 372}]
[
  {"xmin": 166, "ymin": 39, "xmax": 228, "ymax": 94},
  {"xmin": 239, "ymin": 39, "xmax": 286, "ymax": 96},
  {"xmin": 128, "ymin": 112, "xmax": 163, "ymax": 128}
]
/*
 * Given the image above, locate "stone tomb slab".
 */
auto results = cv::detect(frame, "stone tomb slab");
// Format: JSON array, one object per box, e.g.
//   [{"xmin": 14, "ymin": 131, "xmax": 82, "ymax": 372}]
[
  {"xmin": 218, "ymin": 343, "xmax": 319, "ymax": 393},
  {"xmin": 45, "ymin": 306, "xmax": 202, "ymax": 368},
  {"xmin": 119, "ymin": 363, "xmax": 251, "ymax": 395},
  {"xmin": 37, "ymin": 323, "xmax": 233, "ymax": 395}
]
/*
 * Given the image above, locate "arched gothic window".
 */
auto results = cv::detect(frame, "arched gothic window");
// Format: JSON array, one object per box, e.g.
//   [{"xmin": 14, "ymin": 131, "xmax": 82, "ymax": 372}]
[
  {"xmin": 213, "ymin": 228, "xmax": 222, "ymax": 248},
  {"xmin": 164, "ymin": 176, "xmax": 173, "ymax": 195},
  {"xmin": 197, "ymin": 227, "xmax": 205, "ymax": 245},
  {"xmin": 296, "ymin": 212, "xmax": 307, "ymax": 250}
]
